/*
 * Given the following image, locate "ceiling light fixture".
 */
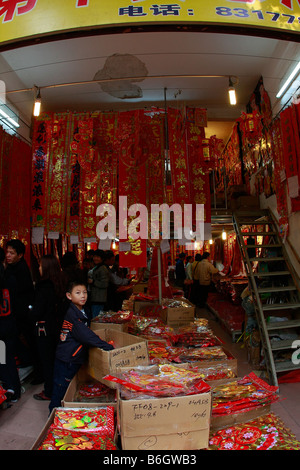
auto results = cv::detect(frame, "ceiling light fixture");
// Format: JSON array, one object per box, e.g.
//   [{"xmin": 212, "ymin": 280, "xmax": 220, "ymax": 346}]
[
  {"xmin": 228, "ymin": 76, "xmax": 237, "ymax": 105},
  {"xmin": 33, "ymin": 86, "xmax": 41, "ymax": 117},
  {"xmin": 7, "ymin": 74, "xmax": 239, "ymax": 112},
  {"xmin": 0, "ymin": 107, "xmax": 19, "ymax": 128},
  {"xmin": 276, "ymin": 61, "xmax": 300, "ymax": 99},
  {"xmin": 7, "ymin": 117, "xmax": 20, "ymax": 128}
]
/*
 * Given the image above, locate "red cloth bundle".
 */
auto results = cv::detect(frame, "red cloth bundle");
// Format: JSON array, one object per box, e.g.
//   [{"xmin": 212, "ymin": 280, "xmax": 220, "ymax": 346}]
[
  {"xmin": 52, "ymin": 407, "xmax": 115, "ymax": 438},
  {"xmin": 208, "ymin": 413, "xmax": 300, "ymax": 450},
  {"xmin": 38, "ymin": 428, "xmax": 117, "ymax": 450},
  {"xmin": 0, "ymin": 385, "xmax": 7, "ymax": 405}
]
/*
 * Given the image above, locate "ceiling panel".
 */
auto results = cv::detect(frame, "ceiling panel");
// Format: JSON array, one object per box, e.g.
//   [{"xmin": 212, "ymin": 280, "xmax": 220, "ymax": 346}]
[{"xmin": 0, "ymin": 30, "xmax": 299, "ymax": 143}]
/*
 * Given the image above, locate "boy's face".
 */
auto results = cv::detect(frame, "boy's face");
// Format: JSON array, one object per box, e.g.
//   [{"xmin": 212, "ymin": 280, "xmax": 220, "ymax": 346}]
[
  {"xmin": 6, "ymin": 247, "xmax": 22, "ymax": 265},
  {"xmin": 67, "ymin": 285, "xmax": 88, "ymax": 309}
]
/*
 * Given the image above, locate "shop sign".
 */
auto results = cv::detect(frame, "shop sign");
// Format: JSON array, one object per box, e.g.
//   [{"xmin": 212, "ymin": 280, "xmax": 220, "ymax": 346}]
[{"xmin": 0, "ymin": 0, "xmax": 299, "ymax": 46}]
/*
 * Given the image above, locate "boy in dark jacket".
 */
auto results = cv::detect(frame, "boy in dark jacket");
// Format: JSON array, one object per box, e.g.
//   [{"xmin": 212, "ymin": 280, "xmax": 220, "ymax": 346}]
[{"xmin": 49, "ymin": 280, "xmax": 114, "ymax": 412}]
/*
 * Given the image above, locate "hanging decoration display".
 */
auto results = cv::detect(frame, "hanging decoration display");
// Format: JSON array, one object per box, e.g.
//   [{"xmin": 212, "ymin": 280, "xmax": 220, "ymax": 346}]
[
  {"xmin": 31, "ymin": 117, "xmax": 51, "ymax": 228},
  {"xmin": 168, "ymin": 107, "xmax": 191, "ymax": 207},
  {"xmin": 117, "ymin": 110, "xmax": 148, "ymax": 268},
  {"xmin": 0, "ymin": 129, "xmax": 31, "ymax": 256},
  {"xmin": 223, "ymin": 123, "xmax": 242, "ymax": 190},
  {"xmin": 186, "ymin": 107, "xmax": 210, "ymax": 225},
  {"xmin": 280, "ymin": 104, "xmax": 300, "ymax": 212},
  {"xmin": 237, "ymin": 111, "xmax": 263, "ymax": 147},
  {"xmin": 145, "ymin": 111, "xmax": 166, "ymax": 207},
  {"xmin": 46, "ymin": 113, "xmax": 70, "ymax": 233},
  {"xmin": 67, "ymin": 112, "xmax": 88, "ymax": 237}
]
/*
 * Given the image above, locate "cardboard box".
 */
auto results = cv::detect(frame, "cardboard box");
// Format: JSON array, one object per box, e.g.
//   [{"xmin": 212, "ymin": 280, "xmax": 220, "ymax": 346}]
[
  {"xmin": 118, "ymin": 391, "xmax": 211, "ymax": 450},
  {"xmin": 88, "ymin": 329, "xmax": 149, "ymax": 387},
  {"xmin": 210, "ymin": 404, "xmax": 271, "ymax": 431},
  {"xmin": 62, "ymin": 365, "xmax": 117, "ymax": 409},
  {"xmin": 210, "ymin": 377, "xmax": 271, "ymax": 430},
  {"xmin": 132, "ymin": 282, "xmax": 148, "ymax": 294},
  {"xmin": 90, "ymin": 321, "xmax": 124, "ymax": 332},
  {"xmin": 134, "ymin": 300, "xmax": 158, "ymax": 314},
  {"xmin": 31, "ymin": 407, "xmax": 118, "ymax": 450},
  {"xmin": 160, "ymin": 298, "xmax": 195, "ymax": 327},
  {"xmin": 31, "ymin": 408, "xmax": 56, "ymax": 450}
]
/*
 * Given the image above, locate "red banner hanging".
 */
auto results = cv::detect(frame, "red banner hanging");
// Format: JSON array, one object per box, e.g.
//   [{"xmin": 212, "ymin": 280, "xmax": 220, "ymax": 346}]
[
  {"xmin": 145, "ymin": 111, "xmax": 166, "ymax": 208},
  {"xmin": 46, "ymin": 113, "xmax": 70, "ymax": 233},
  {"xmin": 280, "ymin": 105, "xmax": 300, "ymax": 211},
  {"xmin": 186, "ymin": 107, "xmax": 211, "ymax": 226},
  {"xmin": 31, "ymin": 117, "xmax": 52, "ymax": 228},
  {"xmin": 168, "ymin": 107, "xmax": 191, "ymax": 206},
  {"xmin": 117, "ymin": 110, "xmax": 147, "ymax": 268}
]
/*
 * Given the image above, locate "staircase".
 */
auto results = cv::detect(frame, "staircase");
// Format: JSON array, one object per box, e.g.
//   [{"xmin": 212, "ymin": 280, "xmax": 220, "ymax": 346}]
[{"xmin": 233, "ymin": 209, "xmax": 300, "ymax": 387}]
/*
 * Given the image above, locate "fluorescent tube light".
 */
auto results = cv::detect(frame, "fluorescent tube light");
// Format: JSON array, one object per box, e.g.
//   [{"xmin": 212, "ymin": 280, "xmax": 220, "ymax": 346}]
[{"xmin": 276, "ymin": 61, "xmax": 300, "ymax": 99}]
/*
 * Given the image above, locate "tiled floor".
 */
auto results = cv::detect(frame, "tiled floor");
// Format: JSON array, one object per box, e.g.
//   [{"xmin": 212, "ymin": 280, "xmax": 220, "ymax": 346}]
[{"xmin": 1, "ymin": 306, "xmax": 300, "ymax": 450}]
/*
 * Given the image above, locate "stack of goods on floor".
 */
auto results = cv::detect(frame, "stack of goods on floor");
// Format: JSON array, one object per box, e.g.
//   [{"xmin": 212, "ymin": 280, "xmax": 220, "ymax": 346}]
[
  {"xmin": 207, "ymin": 412, "xmax": 300, "ymax": 450},
  {"xmin": 35, "ymin": 407, "xmax": 117, "ymax": 450},
  {"xmin": 206, "ymin": 372, "xmax": 300, "ymax": 450},
  {"xmin": 90, "ymin": 310, "xmax": 134, "ymax": 332},
  {"xmin": 206, "ymin": 278, "xmax": 248, "ymax": 340},
  {"xmin": 125, "ymin": 296, "xmax": 237, "ymax": 379},
  {"xmin": 104, "ymin": 363, "xmax": 212, "ymax": 450},
  {"xmin": 32, "ymin": 292, "xmax": 300, "ymax": 451}
]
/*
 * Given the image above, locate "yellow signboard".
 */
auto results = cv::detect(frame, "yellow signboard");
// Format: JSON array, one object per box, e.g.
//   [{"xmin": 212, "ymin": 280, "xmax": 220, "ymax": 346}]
[{"xmin": 0, "ymin": 0, "xmax": 299, "ymax": 45}]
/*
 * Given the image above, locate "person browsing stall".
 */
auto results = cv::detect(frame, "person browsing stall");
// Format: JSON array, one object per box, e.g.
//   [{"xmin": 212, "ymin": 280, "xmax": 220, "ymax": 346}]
[{"xmin": 49, "ymin": 280, "xmax": 114, "ymax": 412}]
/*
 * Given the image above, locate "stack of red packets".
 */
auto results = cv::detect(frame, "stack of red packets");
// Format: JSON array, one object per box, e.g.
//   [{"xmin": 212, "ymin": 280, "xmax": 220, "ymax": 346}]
[{"xmin": 38, "ymin": 407, "xmax": 117, "ymax": 450}]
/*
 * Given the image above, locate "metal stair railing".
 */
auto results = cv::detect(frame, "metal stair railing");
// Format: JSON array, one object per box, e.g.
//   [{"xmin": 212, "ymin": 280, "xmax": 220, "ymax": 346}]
[{"xmin": 233, "ymin": 210, "xmax": 300, "ymax": 386}]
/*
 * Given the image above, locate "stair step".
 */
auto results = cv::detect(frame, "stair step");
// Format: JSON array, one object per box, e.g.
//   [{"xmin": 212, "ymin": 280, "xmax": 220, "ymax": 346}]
[
  {"xmin": 275, "ymin": 361, "xmax": 300, "ymax": 373},
  {"xmin": 271, "ymin": 338, "xmax": 300, "ymax": 351},
  {"xmin": 263, "ymin": 303, "xmax": 300, "ymax": 311},
  {"xmin": 241, "ymin": 231, "xmax": 277, "ymax": 236},
  {"xmin": 235, "ymin": 210, "xmax": 268, "ymax": 216},
  {"xmin": 252, "ymin": 244, "xmax": 282, "ymax": 248},
  {"xmin": 267, "ymin": 319, "xmax": 300, "ymax": 330},
  {"xmin": 252, "ymin": 271, "xmax": 291, "ymax": 277},
  {"xmin": 258, "ymin": 286, "xmax": 297, "ymax": 293},
  {"xmin": 249, "ymin": 257, "xmax": 285, "ymax": 262},
  {"xmin": 238, "ymin": 220, "xmax": 273, "ymax": 225}
]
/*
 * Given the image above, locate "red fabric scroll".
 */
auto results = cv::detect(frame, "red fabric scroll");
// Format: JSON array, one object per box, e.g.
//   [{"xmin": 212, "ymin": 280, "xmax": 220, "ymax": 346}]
[
  {"xmin": 31, "ymin": 117, "xmax": 51, "ymax": 228},
  {"xmin": 145, "ymin": 111, "xmax": 166, "ymax": 207},
  {"xmin": 168, "ymin": 107, "xmax": 191, "ymax": 206},
  {"xmin": 280, "ymin": 105, "xmax": 300, "ymax": 212},
  {"xmin": 46, "ymin": 113, "xmax": 70, "ymax": 233},
  {"xmin": 117, "ymin": 110, "xmax": 148, "ymax": 268},
  {"xmin": 186, "ymin": 107, "xmax": 211, "ymax": 225}
]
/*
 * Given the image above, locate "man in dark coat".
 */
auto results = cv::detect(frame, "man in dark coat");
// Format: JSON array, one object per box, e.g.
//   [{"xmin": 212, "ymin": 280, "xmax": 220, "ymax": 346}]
[{"xmin": 4, "ymin": 240, "xmax": 35, "ymax": 371}]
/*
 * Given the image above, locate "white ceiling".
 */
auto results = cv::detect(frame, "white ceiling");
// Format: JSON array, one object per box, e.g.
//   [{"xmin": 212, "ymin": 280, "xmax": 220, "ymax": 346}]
[{"xmin": 0, "ymin": 29, "xmax": 300, "ymax": 144}]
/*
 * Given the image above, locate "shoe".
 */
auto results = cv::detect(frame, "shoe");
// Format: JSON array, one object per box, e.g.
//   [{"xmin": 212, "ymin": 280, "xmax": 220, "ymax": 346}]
[
  {"xmin": 5, "ymin": 389, "xmax": 19, "ymax": 403},
  {"xmin": 33, "ymin": 390, "xmax": 51, "ymax": 401}
]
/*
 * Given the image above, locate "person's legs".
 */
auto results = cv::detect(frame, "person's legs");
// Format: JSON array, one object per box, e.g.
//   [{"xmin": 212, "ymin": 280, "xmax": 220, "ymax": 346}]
[
  {"xmin": 91, "ymin": 303, "xmax": 104, "ymax": 318},
  {"xmin": 0, "ymin": 336, "xmax": 21, "ymax": 400},
  {"xmin": 49, "ymin": 359, "xmax": 81, "ymax": 413}
]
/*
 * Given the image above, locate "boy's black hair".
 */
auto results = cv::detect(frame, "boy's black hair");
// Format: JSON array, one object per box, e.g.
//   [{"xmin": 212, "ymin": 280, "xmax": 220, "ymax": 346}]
[
  {"xmin": 6, "ymin": 239, "xmax": 26, "ymax": 255},
  {"xmin": 66, "ymin": 279, "xmax": 87, "ymax": 293}
]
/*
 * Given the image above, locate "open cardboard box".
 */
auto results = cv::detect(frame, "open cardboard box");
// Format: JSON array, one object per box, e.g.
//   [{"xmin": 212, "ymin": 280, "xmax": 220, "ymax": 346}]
[
  {"xmin": 160, "ymin": 298, "xmax": 195, "ymax": 327},
  {"xmin": 118, "ymin": 389, "xmax": 211, "ymax": 450},
  {"xmin": 209, "ymin": 376, "xmax": 273, "ymax": 431},
  {"xmin": 90, "ymin": 321, "xmax": 124, "ymax": 332},
  {"xmin": 31, "ymin": 406, "xmax": 118, "ymax": 450},
  {"xmin": 62, "ymin": 364, "xmax": 117, "ymax": 409},
  {"xmin": 87, "ymin": 328, "xmax": 149, "ymax": 387}
]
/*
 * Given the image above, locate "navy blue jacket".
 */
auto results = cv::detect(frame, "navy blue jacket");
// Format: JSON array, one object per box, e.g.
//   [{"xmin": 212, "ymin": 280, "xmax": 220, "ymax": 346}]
[{"xmin": 55, "ymin": 302, "xmax": 113, "ymax": 364}]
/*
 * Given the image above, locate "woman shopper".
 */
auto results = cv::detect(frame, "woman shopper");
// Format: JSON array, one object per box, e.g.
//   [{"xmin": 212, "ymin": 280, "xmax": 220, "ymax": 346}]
[{"xmin": 30, "ymin": 254, "xmax": 65, "ymax": 401}]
